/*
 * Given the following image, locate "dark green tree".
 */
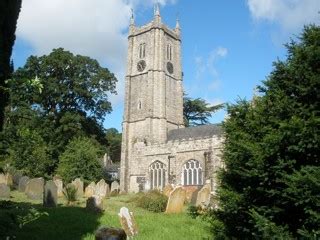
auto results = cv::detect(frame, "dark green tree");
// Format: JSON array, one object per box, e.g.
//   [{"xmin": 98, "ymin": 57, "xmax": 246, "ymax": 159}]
[
  {"xmin": 183, "ymin": 96, "xmax": 223, "ymax": 127},
  {"xmin": 105, "ymin": 128, "xmax": 122, "ymax": 162},
  {"xmin": 0, "ymin": 0, "xmax": 22, "ymax": 131},
  {"xmin": 57, "ymin": 137, "xmax": 103, "ymax": 184},
  {"xmin": 213, "ymin": 25, "xmax": 320, "ymax": 239}
]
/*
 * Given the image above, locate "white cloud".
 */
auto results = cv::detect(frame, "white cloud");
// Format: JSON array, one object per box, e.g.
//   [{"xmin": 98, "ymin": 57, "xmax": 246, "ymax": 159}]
[
  {"xmin": 16, "ymin": 0, "xmax": 177, "ymax": 108},
  {"xmin": 247, "ymin": 0, "xmax": 320, "ymax": 31}
]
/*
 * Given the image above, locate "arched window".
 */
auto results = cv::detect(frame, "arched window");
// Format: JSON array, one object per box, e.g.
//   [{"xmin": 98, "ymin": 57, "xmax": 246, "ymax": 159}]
[
  {"xmin": 139, "ymin": 43, "xmax": 146, "ymax": 58},
  {"xmin": 149, "ymin": 161, "xmax": 166, "ymax": 189},
  {"xmin": 167, "ymin": 44, "xmax": 172, "ymax": 60},
  {"xmin": 182, "ymin": 159, "xmax": 203, "ymax": 185}
]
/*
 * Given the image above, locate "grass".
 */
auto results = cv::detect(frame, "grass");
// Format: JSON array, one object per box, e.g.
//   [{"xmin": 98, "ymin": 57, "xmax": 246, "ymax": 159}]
[{"xmin": 2, "ymin": 191, "xmax": 212, "ymax": 240}]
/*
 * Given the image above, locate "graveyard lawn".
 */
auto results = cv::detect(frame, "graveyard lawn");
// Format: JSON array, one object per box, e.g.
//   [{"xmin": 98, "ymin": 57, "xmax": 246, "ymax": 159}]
[{"xmin": 3, "ymin": 191, "xmax": 212, "ymax": 240}]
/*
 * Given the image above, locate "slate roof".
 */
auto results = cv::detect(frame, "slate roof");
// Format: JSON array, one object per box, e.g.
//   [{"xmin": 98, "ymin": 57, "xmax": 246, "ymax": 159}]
[{"xmin": 167, "ymin": 124, "xmax": 223, "ymax": 141}]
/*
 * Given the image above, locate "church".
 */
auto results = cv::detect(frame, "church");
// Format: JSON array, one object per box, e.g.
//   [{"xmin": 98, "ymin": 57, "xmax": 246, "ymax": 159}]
[{"xmin": 120, "ymin": 6, "xmax": 224, "ymax": 193}]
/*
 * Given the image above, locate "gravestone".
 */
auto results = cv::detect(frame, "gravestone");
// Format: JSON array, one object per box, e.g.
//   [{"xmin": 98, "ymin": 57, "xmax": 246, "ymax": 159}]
[
  {"xmin": 44, "ymin": 180, "xmax": 58, "ymax": 207},
  {"xmin": 0, "ymin": 183, "xmax": 10, "ymax": 198},
  {"xmin": 162, "ymin": 184, "xmax": 173, "ymax": 197},
  {"xmin": 5, "ymin": 173, "xmax": 13, "ymax": 186},
  {"xmin": 71, "ymin": 178, "xmax": 84, "ymax": 198},
  {"xmin": 96, "ymin": 179, "xmax": 109, "ymax": 198},
  {"xmin": 165, "ymin": 186, "xmax": 186, "ymax": 214},
  {"xmin": 53, "ymin": 176, "xmax": 63, "ymax": 197},
  {"xmin": 190, "ymin": 188, "xmax": 201, "ymax": 205},
  {"xmin": 196, "ymin": 184, "xmax": 211, "ymax": 207},
  {"xmin": 0, "ymin": 173, "xmax": 5, "ymax": 184},
  {"xmin": 95, "ymin": 226, "xmax": 127, "ymax": 240},
  {"xmin": 18, "ymin": 176, "xmax": 30, "ymax": 192},
  {"xmin": 184, "ymin": 186, "xmax": 200, "ymax": 203},
  {"xmin": 111, "ymin": 181, "xmax": 120, "ymax": 193},
  {"xmin": 85, "ymin": 182, "xmax": 96, "ymax": 198},
  {"xmin": 25, "ymin": 177, "xmax": 44, "ymax": 200},
  {"xmin": 13, "ymin": 172, "xmax": 23, "ymax": 187},
  {"xmin": 118, "ymin": 207, "xmax": 138, "ymax": 238},
  {"xmin": 86, "ymin": 195, "xmax": 104, "ymax": 213}
]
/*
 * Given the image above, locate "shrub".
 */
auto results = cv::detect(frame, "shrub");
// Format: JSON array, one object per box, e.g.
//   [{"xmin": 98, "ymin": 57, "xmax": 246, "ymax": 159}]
[
  {"xmin": 135, "ymin": 190, "xmax": 168, "ymax": 213},
  {"xmin": 57, "ymin": 137, "xmax": 103, "ymax": 184},
  {"xmin": 63, "ymin": 184, "xmax": 78, "ymax": 205}
]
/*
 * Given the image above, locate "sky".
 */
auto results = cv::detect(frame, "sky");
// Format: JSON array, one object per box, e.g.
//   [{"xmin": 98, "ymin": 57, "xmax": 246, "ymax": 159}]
[{"xmin": 13, "ymin": 0, "xmax": 320, "ymax": 131}]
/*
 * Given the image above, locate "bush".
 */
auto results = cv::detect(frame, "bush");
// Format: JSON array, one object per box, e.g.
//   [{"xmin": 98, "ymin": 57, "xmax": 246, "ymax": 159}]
[
  {"xmin": 63, "ymin": 184, "xmax": 78, "ymax": 205},
  {"xmin": 57, "ymin": 137, "xmax": 103, "ymax": 184},
  {"xmin": 135, "ymin": 190, "xmax": 168, "ymax": 213}
]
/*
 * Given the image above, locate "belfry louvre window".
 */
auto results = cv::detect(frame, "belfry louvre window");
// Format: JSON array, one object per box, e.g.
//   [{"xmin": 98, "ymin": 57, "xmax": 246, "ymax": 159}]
[
  {"xmin": 167, "ymin": 44, "xmax": 172, "ymax": 60},
  {"xmin": 182, "ymin": 159, "xmax": 203, "ymax": 185},
  {"xmin": 149, "ymin": 161, "xmax": 166, "ymax": 189},
  {"xmin": 139, "ymin": 43, "xmax": 146, "ymax": 58}
]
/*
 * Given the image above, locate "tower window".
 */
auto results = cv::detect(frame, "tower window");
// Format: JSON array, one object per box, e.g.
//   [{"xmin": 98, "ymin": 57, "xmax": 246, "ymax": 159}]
[
  {"xmin": 167, "ymin": 44, "xmax": 172, "ymax": 60},
  {"xmin": 139, "ymin": 43, "xmax": 146, "ymax": 58}
]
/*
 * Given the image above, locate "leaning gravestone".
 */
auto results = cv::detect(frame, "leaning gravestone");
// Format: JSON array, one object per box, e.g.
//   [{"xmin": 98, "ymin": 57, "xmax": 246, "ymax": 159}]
[
  {"xmin": 44, "ymin": 180, "xmax": 58, "ymax": 207},
  {"xmin": 71, "ymin": 178, "xmax": 84, "ymax": 198},
  {"xmin": 118, "ymin": 207, "xmax": 138, "ymax": 238},
  {"xmin": 165, "ymin": 186, "xmax": 186, "ymax": 214},
  {"xmin": 18, "ymin": 176, "xmax": 30, "ymax": 192},
  {"xmin": 96, "ymin": 179, "xmax": 109, "ymax": 198},
  {"xmin": 13, "ymin": 172, "xmax": 23, "ymax": 188},
  {"xmin": 53, "ymin": 176, "xmax": 63, "ymax": 197},
  {"xmin": 162, "ymin": 184, "xmax": 174, "ymax": 197},
  {"xmin": 95, "ymin": 226, "xmax": 127, "ymax": 240},
  {"xmin": 86, "ymin": 195, "xmax": 104, "ymax": 213},
  {"xmin": 0, "ymin": 173, "xmax": 5, "ymax": 184},
  {"xmin": 110, "ymin": 181, "xmax": 120, "ymax": 193},
  {"xmin": 196, "ymin": 184, "xmax": 211, "ymax": 207},
  {"xmin": 85, "ymin": 182, "xmax": 96, "ymax": 198},
  {"xmin": 25, "ymin": 177, "xmax": 44, "ymax": 200},
  {"xmin": 0, "ymin": 183, "xmax": 10, "ymax": 198}
]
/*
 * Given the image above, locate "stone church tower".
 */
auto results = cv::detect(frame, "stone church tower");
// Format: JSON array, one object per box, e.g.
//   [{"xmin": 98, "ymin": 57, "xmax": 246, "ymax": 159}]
[{"xmin": 120, "ymin": 6, "xmax": 224, "ymax": 193}]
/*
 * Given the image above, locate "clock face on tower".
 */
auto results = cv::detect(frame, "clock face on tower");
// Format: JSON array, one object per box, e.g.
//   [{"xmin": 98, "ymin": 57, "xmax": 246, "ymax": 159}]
[
  {"xmin": 137, "ymin": 60, "xmax": 146, "ymax": 72},
  {"xmin": 167, "ymin": 62, "xmax": 174, "ymax": 74}
]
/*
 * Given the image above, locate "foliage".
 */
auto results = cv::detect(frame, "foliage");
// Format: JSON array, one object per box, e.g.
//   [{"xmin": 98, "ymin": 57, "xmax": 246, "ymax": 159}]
[
  {"xmin": 8, "ymin": 127, "xmax": 52, "ymax": 177},
  {"xmin": 212, "ymin": 25, "xmax": 320, "ymax": 238},
  {"xmin": 0, "ymin": 0, "xmax": 22, "ymax": 131},
  {"xmin": 57, "ymin": 137, "xmax": 103, "ymax": 184},
  {"xmin": 63, "ymin": 185, "xmax": 78, "ymax": 205},
  {"xmin": 135, "ymin": 190, "xmax": 168, "ymax": 213},
  {"xmin": 105, "ymin": 128, "xmax": 122, "ymax": 162},
  {"xmin": 183, "ymin": 95, "xmax": 224, "ymax": 127}
]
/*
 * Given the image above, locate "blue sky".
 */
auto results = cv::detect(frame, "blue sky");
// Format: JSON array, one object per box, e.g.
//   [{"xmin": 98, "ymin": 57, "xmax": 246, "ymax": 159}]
[{"xmin": 13, "ymin": 0, "xmax": 320, "ymax": 131}]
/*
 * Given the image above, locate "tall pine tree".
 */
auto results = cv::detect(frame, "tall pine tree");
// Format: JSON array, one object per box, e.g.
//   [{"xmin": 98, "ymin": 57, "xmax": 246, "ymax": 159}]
[{"xmin": 213, "ymin": 25, "xmax": 320, "ymax": 239}]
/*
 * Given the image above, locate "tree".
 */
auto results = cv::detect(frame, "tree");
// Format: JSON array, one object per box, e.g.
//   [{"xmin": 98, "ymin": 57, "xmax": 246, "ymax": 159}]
[
  {"xmin": 57, "ymin": 137, "xmax": 103, "ymax": 184},
  {"xmin": 105, "ymin": 128, "xmax": 122, "ymax": 162},
  {"xmin": 213, "ymin": 25, "xmax": 320, "ymax": 238},
  {"xmin": 183, "ymin": 95, "xmax": 223, "ymax": 127},
  {"xmin": 0, "ymin": 0, "xmax": 22, "ymax": 131}
]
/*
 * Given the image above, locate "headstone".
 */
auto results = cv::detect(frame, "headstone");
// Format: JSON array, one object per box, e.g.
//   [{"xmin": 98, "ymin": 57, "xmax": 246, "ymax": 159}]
[
  {"xmin": 95, "ymin": 226, "xmax": 127, "ymax": 240},
  {"xmin": 190, "ymin": 188, "xmax": 201, "ymax": 205},
  {"xmin": 0, "ymin": 183, "xmax": 10, "ymax": 198},
  {"xmin": 96, "ymin": 179, "xmax": 109, "ymax": 198},
  {"xmin": 111, "ymin": 181, "xmax": 120, "ymax": 193},
  {"xmin": 25, "ymin": 177, "xmax": 44, "ymax": 200},
  {"xmin": 71, "ymin": 178, "xmax": 84, "ymax": 198},
  {"xmin": 18, "ymin": 176, "xmax": 30, "ymax": 192},
  {"xmin": 118, "ymin": 207, "xmax": 138, "ymax": 238},
  {"xmin": 196, "ymin": 184, "xmax": 211, "ymax": 207},
  {"xmin": 184, "ymin": 186, "xmax": 200, "ymax": 203},
  {"xmin": 53, "ymin": 178, "xmax": 63, "ymax": 197},
  {"xmin": 86, "ymin": 195, "xmax": 104, "ymax": 213},
  {"xmin": 162, "ymin": 184, "xmax": 173, "ymax": 197},
  {"xmin": 44, "ymin": 180, "xmax": 58, "ymax": 207},
  {"xmin": 85, "ymin": 182, "xmax": 96, "ymax": 198},
  {"xmin": 5, "ymin": 173, "xmax": 13, "ymax": 186},
  {"xmin": 165, "ymin": 186, "xmax": 186, "ymax": 213},
  {"xmin": 0, "ymin": 173, "xmax": 5, "ymax": 184},
  {"xmin": 13, "ymin": 172, "xmax": 23, "ymax": 187}
]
